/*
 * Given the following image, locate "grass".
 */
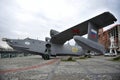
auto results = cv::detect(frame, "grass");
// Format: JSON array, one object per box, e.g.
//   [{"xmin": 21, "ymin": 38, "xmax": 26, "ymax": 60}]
[
  {"xmin": 79, "ymin": 56, "xmax": 87, "ymax": 59},
  {"xmin": 76, "ymin": 55, "xmax": 92, "ymax": 60},
  {"xmin": 61, "ymin": 55, "xmax": 92, "ymax": 62},
  {"xmin": 111, "ymin": 56, "xmax": 120, "ymax": 61}
]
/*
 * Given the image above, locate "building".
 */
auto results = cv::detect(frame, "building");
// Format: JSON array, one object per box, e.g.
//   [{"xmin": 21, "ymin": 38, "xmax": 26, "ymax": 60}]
[{"xmin": 98, "ymin": 24, "xmax": 120, "ymax": 52}]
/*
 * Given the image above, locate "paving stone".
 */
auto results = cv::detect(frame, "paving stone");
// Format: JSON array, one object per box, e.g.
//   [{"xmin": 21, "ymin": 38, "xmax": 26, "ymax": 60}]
[{"xmin": 0, "ymin": 55, "xmax": 120, "ymax": 80}]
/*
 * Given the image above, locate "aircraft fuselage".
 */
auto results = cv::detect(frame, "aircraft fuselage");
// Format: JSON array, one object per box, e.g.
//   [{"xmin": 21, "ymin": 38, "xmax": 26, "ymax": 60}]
[{"xmin": 3, "ymin": 38, "xmax": 84, "ymax": 58}]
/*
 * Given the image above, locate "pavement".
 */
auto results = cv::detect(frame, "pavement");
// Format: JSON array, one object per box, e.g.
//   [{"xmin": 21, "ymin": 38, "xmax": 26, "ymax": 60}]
[{"xmin": 0, "ymin": 55, "xmax": 120, "ymax": 80}]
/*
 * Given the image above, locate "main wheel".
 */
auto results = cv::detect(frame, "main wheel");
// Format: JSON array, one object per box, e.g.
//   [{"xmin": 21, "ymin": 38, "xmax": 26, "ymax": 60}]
[{"xmin": 42, "ymin": 54, "xmax": 50, "ymax": 60}]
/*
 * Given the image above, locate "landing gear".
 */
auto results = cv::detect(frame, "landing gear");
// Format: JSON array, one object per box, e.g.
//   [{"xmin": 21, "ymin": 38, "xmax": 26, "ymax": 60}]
[
  {"xmin": 84, "ymin": 50, "xmax": 91, "ymax": 58},
  {"xmin": 42, "ymin": 54, "xmax": 50, "ymax": 60},
  {"xmin": 84, "ymin": 54, "xmax": 91, "ymax": 58},
  {"xmin": 42, "ymin": 43, "xmax": 51, "ymax": 60}
]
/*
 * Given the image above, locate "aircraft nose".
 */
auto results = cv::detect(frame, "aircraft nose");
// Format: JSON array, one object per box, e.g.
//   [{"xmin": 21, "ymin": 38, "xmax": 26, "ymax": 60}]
[
  {"xmin": 2, "ymin": 38, "xmax": 14, "ymax": 44},
  {"xmin": 2, "ymin": 38, "xmax": 10, "ymax": 42}
]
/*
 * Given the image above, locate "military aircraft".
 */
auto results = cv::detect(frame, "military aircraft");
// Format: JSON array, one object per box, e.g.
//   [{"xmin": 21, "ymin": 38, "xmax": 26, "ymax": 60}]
[{"xmin": 2, "ymin": 12, "xmax": 117, "ymax": 60}]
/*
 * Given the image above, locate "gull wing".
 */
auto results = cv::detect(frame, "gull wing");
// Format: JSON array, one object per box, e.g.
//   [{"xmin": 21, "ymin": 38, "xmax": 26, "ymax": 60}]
[{"xmin": 50, "ymin": 12, "xmax": 117, "ymax": 44}]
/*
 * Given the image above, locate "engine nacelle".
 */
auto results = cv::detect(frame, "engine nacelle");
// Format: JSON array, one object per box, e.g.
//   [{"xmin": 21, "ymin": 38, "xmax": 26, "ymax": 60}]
[
  {"xmin": 50, "ymin": 29, "xmax": 59, "ymax": 37},
  {"xmin": 45, "ymin": 43, "xmax": 51, "ymax": 48}
]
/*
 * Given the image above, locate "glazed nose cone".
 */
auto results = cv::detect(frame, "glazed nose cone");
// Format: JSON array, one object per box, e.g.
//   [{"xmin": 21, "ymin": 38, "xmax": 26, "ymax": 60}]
[{"xmin": 2, "ymin": 38, "xmax": 10, "ymax": 42}]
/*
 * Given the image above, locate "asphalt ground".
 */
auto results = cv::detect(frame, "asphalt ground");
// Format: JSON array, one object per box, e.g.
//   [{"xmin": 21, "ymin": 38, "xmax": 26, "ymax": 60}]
[{"xmin": 0, "ymin": 55, "xmax": 120, "ymax": 80}]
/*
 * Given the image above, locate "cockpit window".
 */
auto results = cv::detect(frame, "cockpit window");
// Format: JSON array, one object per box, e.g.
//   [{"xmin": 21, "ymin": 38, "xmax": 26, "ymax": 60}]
[
  {"xmin": 25, "ymin": 41, "xmax": 30, "ymax": 45},
  {"xmin": 24, "ymin": 37, "xmax": 31, "ymax": 40}
]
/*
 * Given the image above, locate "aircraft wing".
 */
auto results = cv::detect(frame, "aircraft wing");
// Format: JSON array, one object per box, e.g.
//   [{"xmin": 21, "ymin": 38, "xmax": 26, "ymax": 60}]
[{"xmin": 50, "ymin": 12, "xmax": 117, "ymax": 44}]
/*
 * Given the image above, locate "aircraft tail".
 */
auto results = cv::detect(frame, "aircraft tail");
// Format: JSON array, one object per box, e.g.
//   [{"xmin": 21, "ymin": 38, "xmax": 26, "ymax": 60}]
[{"xmin": 87, "ymin": 22, "xmax": 99, "ymax": 42}]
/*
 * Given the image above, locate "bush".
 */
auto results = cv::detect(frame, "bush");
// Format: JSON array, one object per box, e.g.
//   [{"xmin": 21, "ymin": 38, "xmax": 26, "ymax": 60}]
[
  {"xmin": 67, "ymin": 57, "xmax": 73, "ymax": 61},
  {"xmin": 61, "ymin": 56, "xmax": 76, "ymax": 62}
]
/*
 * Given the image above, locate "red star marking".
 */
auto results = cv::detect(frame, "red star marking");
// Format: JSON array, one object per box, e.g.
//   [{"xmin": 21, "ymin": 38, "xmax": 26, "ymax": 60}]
[{"xmin": 72, "ymin": 29, "xmax": 80, "ymax": 34}]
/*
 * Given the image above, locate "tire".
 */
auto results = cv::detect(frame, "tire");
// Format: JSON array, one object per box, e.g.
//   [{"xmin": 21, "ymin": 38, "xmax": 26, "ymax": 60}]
[{"xmin": 42, "ymin": 54, "xmax": 50, "ymax": 60}]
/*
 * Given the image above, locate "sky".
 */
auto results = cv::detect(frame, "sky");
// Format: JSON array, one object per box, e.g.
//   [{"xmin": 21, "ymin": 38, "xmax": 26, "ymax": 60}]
[{"xmin": 0, "ymin": 0, "xmax": 120, "ymax": 48}]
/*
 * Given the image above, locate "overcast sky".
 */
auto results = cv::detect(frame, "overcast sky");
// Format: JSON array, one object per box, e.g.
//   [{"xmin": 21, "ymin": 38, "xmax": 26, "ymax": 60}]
[{"xmin": 0, "ymin": 0, "xmax": 120, "ymax": 48}]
